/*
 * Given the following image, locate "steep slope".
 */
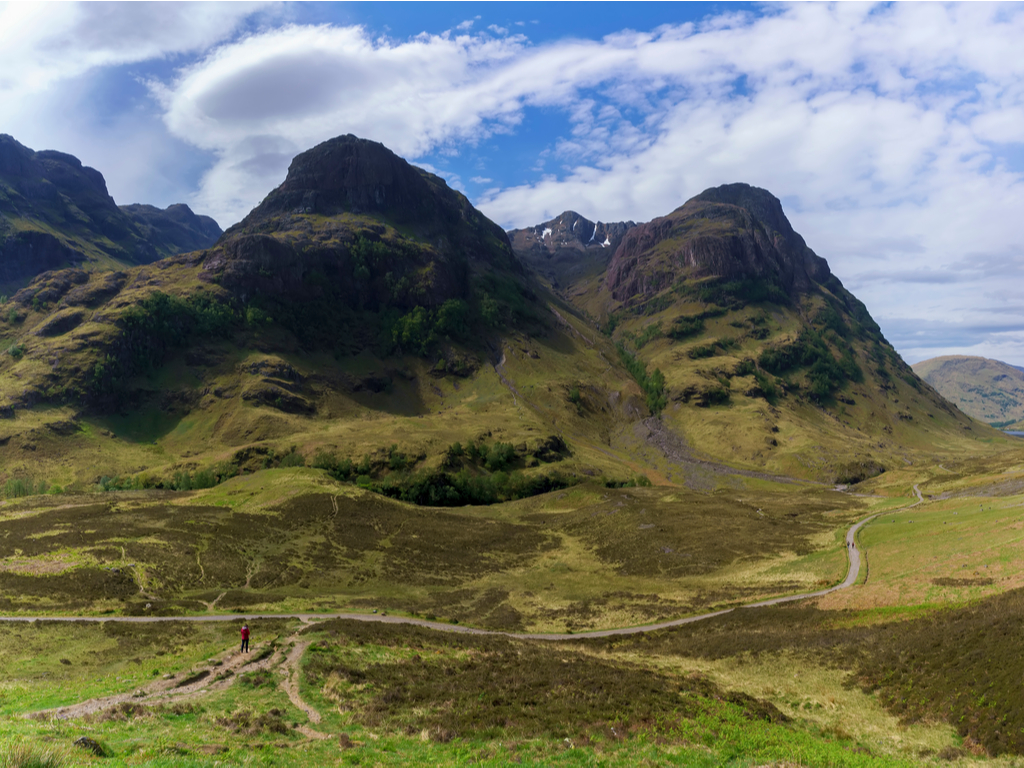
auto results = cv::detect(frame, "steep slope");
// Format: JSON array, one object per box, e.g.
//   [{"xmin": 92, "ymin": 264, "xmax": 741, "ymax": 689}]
[
  {"xmin": 508, "ymin": 211, "xmax": 634, "ymax": 290},
  {"xmin": 0, "ymin": 135, "xmax": 221, "ymax": 291},
  {"xmin": 514, "ymin": 184, "xmax": 992, "ymax": 482},
  {"xmin": 913, "ymin": 355, "xmax": 1024, "ymax": 426},
  {"xmin": 119, "ymin": 203, "xmax": 222, "ymax": 258}
]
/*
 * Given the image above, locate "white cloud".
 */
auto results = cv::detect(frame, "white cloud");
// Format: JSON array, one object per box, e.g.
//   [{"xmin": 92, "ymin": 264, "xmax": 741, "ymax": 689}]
[
  {"xmin": 8, "ymin": 2, "xmax": 1024, "ymax": 360},
  {"xmin": 0, "ymin": 1, "xmax": 267, "ymax": 216}
]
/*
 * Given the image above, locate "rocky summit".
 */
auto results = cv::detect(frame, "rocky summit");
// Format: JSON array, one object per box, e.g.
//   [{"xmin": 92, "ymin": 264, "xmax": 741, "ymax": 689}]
[
  {"xmin": 606, "ymin": 184, "xmax": 830, "ymax": 303},
  {"xmin": 508, "ymin": 210, "xmax": 635, "ymax": 288},
  {"xmin": 0, "ymin": 134, "xmax": 221, "ymax": 291}
]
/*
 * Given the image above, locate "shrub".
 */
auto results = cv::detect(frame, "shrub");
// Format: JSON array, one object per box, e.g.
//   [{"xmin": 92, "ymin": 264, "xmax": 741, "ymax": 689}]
[
  {"xmin": 279, "ymin": 447, "xmax": 305, "ymax": 468},
  {"xmin": 371, "ymin": 468, "xmax": 575, "ymax": 507},
  {"xmin": 312, "ymin": 449, "xmax": 353, "ymax": 481},
  {"xmin": 567, "ymin": 385, "xmax": 582, "ymax": 408},
  {"xmin": 484, "ymin": 442, "xmax": 516, "ymax": 472}
]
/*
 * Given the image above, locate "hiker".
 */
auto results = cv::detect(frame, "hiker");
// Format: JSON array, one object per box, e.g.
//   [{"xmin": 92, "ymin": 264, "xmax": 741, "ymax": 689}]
[{"xmin": 240, "ymin": 622, "xmax": 250, "ymax": 653}]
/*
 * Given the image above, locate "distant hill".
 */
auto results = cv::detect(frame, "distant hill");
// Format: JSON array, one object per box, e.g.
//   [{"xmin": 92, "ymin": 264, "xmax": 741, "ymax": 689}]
[
  {"xmin": 0, "ymin": 134, "xmax": 221, "ymax": 292},
  {"xmin": 912, "ymin": 355, "xmax": 1024, "ymax": 426}
]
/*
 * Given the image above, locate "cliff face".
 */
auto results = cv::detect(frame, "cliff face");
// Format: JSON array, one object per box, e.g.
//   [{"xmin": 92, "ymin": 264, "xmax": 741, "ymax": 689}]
[
  {"xmin": 0, "ymin": 135, "xmax": 221, "ymax": 290},
  {"xmin": 606, "ymin": 184, "xmax": 831, "ymax": 302},
  {"xmin": 209, "ymin": 135, "xmax": 523, "ymax": 316}
]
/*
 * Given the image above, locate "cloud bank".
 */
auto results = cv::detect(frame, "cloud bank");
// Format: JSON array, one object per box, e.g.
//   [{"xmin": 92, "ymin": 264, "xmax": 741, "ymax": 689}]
[{"xmin": 4, "ymin": 2, "xmax": 1024, "ymax": 362}]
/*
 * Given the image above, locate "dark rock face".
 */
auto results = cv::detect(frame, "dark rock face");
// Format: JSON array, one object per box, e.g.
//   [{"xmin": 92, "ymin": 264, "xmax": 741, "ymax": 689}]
[
  {"xmin": 210, "ymin": 134, "xmax": 521, "ymax": 314},
  {"xmin": 509, "ymin": 211, "xmax": 635, "ymax": 287},
  {"xmin": 606, "ymin": 183, "xmax": 832, "ymax": 302},
  {"xmin": 0, "ymin": 134, "xmax": 221, "ymax": 289}
]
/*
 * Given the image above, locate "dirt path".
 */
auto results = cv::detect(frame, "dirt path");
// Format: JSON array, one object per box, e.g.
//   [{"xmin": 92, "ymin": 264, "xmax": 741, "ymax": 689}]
[
  {"xmin": 279, "ymin": 637, "xmax": 330, "ymax": 740},
  {"xmin": 32, "ymin": 639, "xmax": 282, "ymax": 721}
]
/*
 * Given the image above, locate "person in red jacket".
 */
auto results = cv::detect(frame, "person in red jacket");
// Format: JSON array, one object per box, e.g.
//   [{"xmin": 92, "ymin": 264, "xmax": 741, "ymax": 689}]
[{"xmin": 240, "ymin": 622, "xmax": 250, "ymax": 653}]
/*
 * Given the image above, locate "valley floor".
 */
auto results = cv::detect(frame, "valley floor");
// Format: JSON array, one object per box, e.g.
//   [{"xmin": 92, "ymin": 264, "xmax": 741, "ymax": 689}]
[{"xmin": 6, "ymin": 453, "xmax": 1024, "ymax": 766}]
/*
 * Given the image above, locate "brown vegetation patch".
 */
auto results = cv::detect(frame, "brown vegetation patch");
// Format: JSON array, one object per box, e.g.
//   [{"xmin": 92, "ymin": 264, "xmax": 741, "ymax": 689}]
[
  {"xmin": 931, "ymin": 577, "xmax": 994, "ymax": 587},
  {"xmin": 301, "ymin": 619, "xmax": 785, "ymax": 742},
  {"xmin": 215, "ymin": 707, "xmax": 290, "ymax": 736}
]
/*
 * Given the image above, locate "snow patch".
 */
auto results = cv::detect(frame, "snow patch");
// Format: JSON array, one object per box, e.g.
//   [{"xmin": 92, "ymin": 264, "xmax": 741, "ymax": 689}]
[
  {"xmin": 602, "ymin": 236, "xmax": 611, "ymax": 247},
  {"xmin": 542, "ymin": 228, "xmax": 552, "ymax": 238},
  {"xmin": 589, "ymin": 224, "xmax": 597, "ymax": 243}
]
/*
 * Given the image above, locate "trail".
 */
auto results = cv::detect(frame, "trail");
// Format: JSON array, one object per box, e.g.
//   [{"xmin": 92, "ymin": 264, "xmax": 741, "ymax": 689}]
[
  {"xmin": 2, "ymin": 501, "xmax": 919, "ymax": 640},
  {"xmin": 16, "ymin": 495, "xmax": 927, "ymax": 728},
  {"xmin": 31, "ymin": 639, "xmax": 283, "ymax": 721},
  {"xmin": 279, "ymin": 637, "xmax": 330, "ymax": 740}
]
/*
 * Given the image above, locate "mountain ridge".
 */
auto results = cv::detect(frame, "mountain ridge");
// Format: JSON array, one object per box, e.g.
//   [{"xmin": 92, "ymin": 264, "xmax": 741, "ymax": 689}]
[
  {"xmin": 0, "ymin": 134, "xmax": 222, "ymax": 292},
  {"xmin": 0, "ymin": 134, "xmax": 1003, "ymax": 497}
]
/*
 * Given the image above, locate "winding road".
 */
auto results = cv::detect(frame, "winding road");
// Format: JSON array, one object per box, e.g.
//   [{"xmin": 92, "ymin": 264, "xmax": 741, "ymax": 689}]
[{"xmin": 1, "ymin": 488, "xmax": 926, "ymax": 639}]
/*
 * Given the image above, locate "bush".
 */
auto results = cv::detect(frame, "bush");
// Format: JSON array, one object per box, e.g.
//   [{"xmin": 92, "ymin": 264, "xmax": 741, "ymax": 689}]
[
  {"xmin": 484, "ymin": 442, "xmax": 516, "ymax": 472},
  {"xmin": 372, "ymin": 468, "xmax": 576, "ymax": 507},
  {"xmin": 312, "ymin": 449, "xmax": 353, "ymax": 481},
  {"xmin": 279, "ymin": 447, "xmax": 305, "ymax": 468},
  {"xmin": 667, "ymin": 315, "xmax": 705, "ymax": 340}
]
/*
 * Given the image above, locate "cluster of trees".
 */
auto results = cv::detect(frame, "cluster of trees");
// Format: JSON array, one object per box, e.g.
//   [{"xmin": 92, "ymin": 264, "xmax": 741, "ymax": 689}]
[
  {"xmin": 616, "ymin": 343, "xmax": 667, "ymax": 414},
  {"xmin": 371, "ymin": 468, "xmax": 575, "ymax": 507},
  {"xmin": 758, "ymin": 328, "xmax": 861, "ymax": 399},
  {"xmin": 1, "ymin": 477, "xmax": 61, "ymax": 498}
]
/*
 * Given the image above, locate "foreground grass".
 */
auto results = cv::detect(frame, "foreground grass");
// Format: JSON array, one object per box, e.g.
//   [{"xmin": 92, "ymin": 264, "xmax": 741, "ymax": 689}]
[{"xmin": 0, "ymin": 617, "xmax": 931, "ymax": 767}]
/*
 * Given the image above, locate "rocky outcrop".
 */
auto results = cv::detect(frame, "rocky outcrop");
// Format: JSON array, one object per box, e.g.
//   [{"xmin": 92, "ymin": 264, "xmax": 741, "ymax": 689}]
[
  {"xmin": 0, "ymin": 134, "xmax": 221, "ymax": 289},
  {"xmin": 606, "ymin": 184, "xmax": 832, "ymax": 302},
  {"xmin": 225, "ymin": 134, "xmax": 518, "ymax": 272}
]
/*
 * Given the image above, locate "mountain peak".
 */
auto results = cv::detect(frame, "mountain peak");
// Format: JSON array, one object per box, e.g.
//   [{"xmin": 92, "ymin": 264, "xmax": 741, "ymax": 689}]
[
  {"xmin": 606, "ymin": 183, "xmax": 829, "ymax": 302},
  {"xmin": 242, "ymin": 134, "xmax": 440, "ymax": 223},
  {"xmin": 689, "ymin": 183, "xmax": 796, "ymax": 240}
]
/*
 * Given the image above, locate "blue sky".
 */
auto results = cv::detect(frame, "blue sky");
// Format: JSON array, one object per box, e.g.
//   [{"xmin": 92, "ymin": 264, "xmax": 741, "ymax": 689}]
[{"xmin": 3, "ymin": 2, "xmax": 1024, "ymax": 365}]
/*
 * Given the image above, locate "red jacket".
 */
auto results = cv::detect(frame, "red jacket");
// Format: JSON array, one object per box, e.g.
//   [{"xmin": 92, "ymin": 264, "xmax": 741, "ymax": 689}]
[{"xmin": 241, "ymin": 626, "xmax": 250, "ymax": 639}]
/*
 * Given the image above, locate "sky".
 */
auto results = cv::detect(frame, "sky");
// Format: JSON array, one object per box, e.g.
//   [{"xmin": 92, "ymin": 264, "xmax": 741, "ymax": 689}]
[{"xmin": 2, "ymin": 2, "xmax": 1024, "ymax": 366}]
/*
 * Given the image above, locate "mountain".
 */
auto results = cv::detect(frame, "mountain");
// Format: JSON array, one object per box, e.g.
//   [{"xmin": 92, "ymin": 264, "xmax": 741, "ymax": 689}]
[
  {"xmin": 0, "ymin": 134, "xmax": 221, "ymax": 291},
  {"xmin": 510, "ymin": 183, "xmax": 986, "ymax": 483},
  {"xmin": 0, "ymin": 143, "xmax": 1003, "ymax": 496},
  {"xmin": 912, "ymin": 355, "xmax": 1024, "ymax": 426},
  {"xmin": 508, "ymin": 211, "xmax": 634, "ymax": 290}
]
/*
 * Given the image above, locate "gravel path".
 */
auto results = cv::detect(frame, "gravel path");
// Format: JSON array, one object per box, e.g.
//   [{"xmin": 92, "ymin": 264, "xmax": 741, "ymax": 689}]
[{"xmin": 2, "ymin": 496, "xmax": 924, "ymax": 639}]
